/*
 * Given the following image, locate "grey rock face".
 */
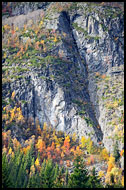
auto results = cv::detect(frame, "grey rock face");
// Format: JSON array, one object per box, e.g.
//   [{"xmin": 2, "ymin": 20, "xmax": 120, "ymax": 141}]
[
  {"xmin": 2, "ymin": 2, "xmax": 50, "ymax": 18},
  {"xmin": 2, "ymin": 3, "xmax": 124, "ymax": 152},
  {"xmin": 68, "ymin": 4, "xmax": 124, "ymax": 152}
]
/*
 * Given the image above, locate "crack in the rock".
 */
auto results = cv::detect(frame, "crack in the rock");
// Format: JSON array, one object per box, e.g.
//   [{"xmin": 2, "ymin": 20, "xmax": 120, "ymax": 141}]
[{"xmin": 59, "ymin": 11, "xmax": 103, "ymax": 142}]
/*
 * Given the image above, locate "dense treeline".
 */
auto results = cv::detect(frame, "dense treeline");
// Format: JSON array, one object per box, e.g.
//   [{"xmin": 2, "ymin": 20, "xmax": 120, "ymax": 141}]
[
  {"xmin": 2, "ymin": 124, "xmax": 124, "ymax": 188},
  {"xmin": 2, "ymin": 148, "xmax": 123, "ymax": 188},
  {"xmin": 3, "ymin": 147, "xmax": 104, "ymax": 188}
]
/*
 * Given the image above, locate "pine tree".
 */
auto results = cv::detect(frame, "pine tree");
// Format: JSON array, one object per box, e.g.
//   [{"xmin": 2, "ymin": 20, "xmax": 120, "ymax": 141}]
[
  {"xmin": 39, "ymin": 159, "xmax": 46, "ymax": 188},
  {"xmin": 27, "ymin": 175, "xmax": 36, "ymax": 188},
  {"xmin": 87, "ymin": 167, "xmax": 103, "ymax": 188},
  {"xmin": 24, "ymin": 144, "xmax": 35, "ymax": 173},
  {"xmin": 43, "ymin": 159, "xmax": 55, "ymax": 188},
  {"xmin": 113, "ymin": 141, "xmax": 120, "ymax": 162},
  {"xmin": 27, "ymin": 171, "xmax": 40, "ymax": 188},
  {"xmin": 68, "ymin": 156, "xmax": 89, "ymax": 188},
  {"xmin": 2, "ymin": 153, "xmax": 13, "ymax": 188},
  {"xmin": 65, "ymin": 168, "xmax": 69, "ymax": 187},
  {"xmin": 8, "ymin": 137, "xmax": 13, "ymax": 149},
  {"xmin": 35, "ymin": 171, "xmax": 41, "ymax": 188},
  {"xmin": 53, "ymin": 163, "xmax": 59, "ymax": 181},
  {"xmin": 53, "ymin": 166, "xmax": 65, "ymax": 188},
  {"xmin": 15, "ymin": 162, "xmax": 28, "ymax": 188},
  {"xmin": 31, "ymin": 157, "xmax": 35, "ymax": 166},
  {"xmin": 9, "ymin": 149, "xmax": 22, "ymax": 187}
]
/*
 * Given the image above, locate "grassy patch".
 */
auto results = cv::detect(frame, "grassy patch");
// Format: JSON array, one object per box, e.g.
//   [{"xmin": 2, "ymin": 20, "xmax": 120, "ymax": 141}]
[
  {"xmin": 72, "ymin": 23, "xmax": 88, "ymax": 35},
  {"xmin": 84, "ymin": 117, "xmax": 94, "ymax": 127}
]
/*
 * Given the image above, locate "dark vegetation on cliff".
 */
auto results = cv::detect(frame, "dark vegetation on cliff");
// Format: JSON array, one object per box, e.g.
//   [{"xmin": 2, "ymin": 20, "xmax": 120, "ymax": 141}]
[{"xmin": 2, "ymin": 2, "xmax": 124, "ymax": 188}]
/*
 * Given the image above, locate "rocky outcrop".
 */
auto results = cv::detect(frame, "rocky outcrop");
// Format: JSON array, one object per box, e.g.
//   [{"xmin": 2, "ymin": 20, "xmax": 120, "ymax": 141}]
[
  {"xmin": 69, "ymin": 3, "xmax": 124, "ymax": 152},
  {"xmin": 2, "ymin": 2, "xmax": 50, "ymax": 18},
  {"xmin": 2, "ymin": 2, "xmax": 124, "ymax": 152}
]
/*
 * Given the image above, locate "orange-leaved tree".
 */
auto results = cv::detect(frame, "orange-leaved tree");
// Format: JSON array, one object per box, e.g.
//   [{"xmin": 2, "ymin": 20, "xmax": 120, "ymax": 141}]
[
  {"xmin": 36, "ymin": 138, "xmax": 46, "ymax": 156},
  {"xmin": 62, "ymin": 136, "xmax": 70, "ymax": 156},
  {"xmin": 107, "ymin": 154, "xmax": 115, "ymax": 172},
  {"xmin": 100, "ymin": 148, "xmax": 109, "ymax": 161},
  {"xmin": 12, "ymin": 137, "xmax": 21, "ymax": 151}
]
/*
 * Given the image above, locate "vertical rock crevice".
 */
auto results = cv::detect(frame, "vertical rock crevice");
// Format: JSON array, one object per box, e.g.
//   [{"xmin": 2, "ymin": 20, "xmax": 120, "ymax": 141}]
[
  {"xmin": 69, "ymin": 5, "xmax": 124, "ymax": 152},
  {"xmin": 58, "ymin": 11, "xmax": 103, "ymax": 142}
]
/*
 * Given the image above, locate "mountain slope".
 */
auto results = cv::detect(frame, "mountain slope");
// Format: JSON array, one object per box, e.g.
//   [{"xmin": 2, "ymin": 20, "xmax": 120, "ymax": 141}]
[{"xmin": 2, "ymin": 2, "xmax": 124, "ymax": 160}]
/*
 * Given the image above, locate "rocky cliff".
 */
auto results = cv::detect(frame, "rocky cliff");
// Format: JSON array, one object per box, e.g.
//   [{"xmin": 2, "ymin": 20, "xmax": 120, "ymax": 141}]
[{"xmin": 2, "ymin": 2, "xmax": 124, "ymax": 154}]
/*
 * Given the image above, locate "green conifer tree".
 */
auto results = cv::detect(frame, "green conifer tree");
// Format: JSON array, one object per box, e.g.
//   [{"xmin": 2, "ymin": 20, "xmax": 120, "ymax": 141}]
[
  {"xmin": 53, "ymin": 163, "xmax": 59, "ymax": 181},
  {"xmin": 27, "ymin": 175, "xmax": 36, "ymax": 188},
  {"xmin": 35, "ymin": 171, "xmax": 41, "ymax": 188},
  {"xmin": 15, "ymin": 162, "xmax": 28, "ymax": 188},
  {"xmin": 2, "ymin": 153, "xmax": 13, "ymax": 188},
  {"xmin": 39, "ymin": 159, "xmax": 46, "ymax": 188},
  {"xmin": 68, "ymin": 156, "xmax": 89, "ymax": 188},
  {"xmin": 53, "ymin": 167, "xmax": 64, "ymax": 188},
  {"xmin": 65, "ymin": 168, "xmax": 69, "ymax": 187},
  {"xmin": 9, "ymin": 149, "xmax": 22, "ymax": 187},
  {"xmin": 113, "ymin": 141, "xmax": 120, "ymax": 162},
  {"xmin": 87, "ymin": 167, "xmax": 103, "ymax": 188},
  {"xmin": 43, "ymin": 159, "xmax": 55, "ymax": 188},
  {"xmin": 24, "ymin": 147, "xmax": 34, "ymax": 172}
]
